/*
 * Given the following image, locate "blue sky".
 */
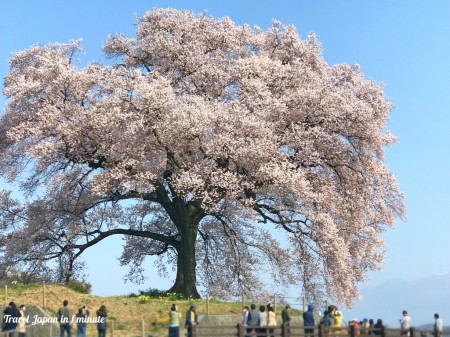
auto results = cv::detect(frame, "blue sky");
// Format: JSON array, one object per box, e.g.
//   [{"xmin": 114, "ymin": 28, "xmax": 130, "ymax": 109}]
[{"xmin": 1, "ymin": 0, "xmax": 450, "ymax": 310}]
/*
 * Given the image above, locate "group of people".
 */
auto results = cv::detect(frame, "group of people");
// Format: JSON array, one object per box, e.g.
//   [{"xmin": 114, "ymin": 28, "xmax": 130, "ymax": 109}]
[
  {"xmin": 56, "ymin": 300, "xmax": 107, "ymax": 337},
  {"xmin": 168, "ymin": 303, "xmax": 198, "ymax": 337},
  {"xmin": 170, "ymin": 302, "xmax": 291, "ymax": 337},
  {"xmin": 242, "ymin": 303, "xmax": 279, "ymax": 336},
  {"xmin": 308, "ymin": 304, "xmax": 386, "ymax": 336},
  {"xmin": 317, "ymin": 305, "xmax": 345, "ymax": 333},
  {"xmin": 2, "ymin": 302, "xmax": 26, "ymax": 337},
  {"xmin": 399, "ymin": 310, "xmax": 443, "ymax": 337},
  {"xmin": 318, "ymin": 307, "xmax": 443, "ymax": 337},
  {"xmin": 2, "ymin": 299, "xmax": 107, "ymax": 337}
]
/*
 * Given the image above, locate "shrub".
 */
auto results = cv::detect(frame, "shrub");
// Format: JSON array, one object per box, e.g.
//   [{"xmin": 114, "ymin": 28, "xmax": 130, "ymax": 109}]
[
  {"xmin": 116, "ymin": 323, "xmax": 127, "ymax": 330},
  {"xmin": 66, "ymin": 279, "xmax": 92, "ymax": 294},
  {"xmin": 140, "ymin": 288, "xmax": 166, "ymax": 298}
]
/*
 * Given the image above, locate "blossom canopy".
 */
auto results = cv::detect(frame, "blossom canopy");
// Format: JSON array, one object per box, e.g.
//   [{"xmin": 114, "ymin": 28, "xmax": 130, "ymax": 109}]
[{"xmin": 0, "ymin": 8, "xmax": 405, "ymax": 305}]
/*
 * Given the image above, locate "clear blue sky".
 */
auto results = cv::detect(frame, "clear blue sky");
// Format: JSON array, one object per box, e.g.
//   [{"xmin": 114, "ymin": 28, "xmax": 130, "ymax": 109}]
[{"xmin": 1, "ymin": 0, "xmax": 450, "ymax": 305}]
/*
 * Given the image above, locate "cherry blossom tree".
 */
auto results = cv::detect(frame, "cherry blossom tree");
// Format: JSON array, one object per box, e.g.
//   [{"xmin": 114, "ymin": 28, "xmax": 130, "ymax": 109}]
[{"xmin": 0, "ymin": 9, "xmax": 405, "ymax": 303}]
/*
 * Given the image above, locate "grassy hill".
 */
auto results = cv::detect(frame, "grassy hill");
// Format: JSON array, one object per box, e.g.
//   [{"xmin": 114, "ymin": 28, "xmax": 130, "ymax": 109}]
[{"xmin": 1, "ymin": 283, "xmax": 301, "ymax": 337}]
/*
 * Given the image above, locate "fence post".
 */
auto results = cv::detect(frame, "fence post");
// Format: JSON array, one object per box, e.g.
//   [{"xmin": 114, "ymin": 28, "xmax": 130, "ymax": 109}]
[
  {"xmin": 111, "ymin": 319, "xmax": 114, "ymax": 337},
  {"xmin": 42, "ymin": 282, "xmax": 46, "ymax": 307},
  {"xmin": 238, "ymin": 323, "xmax": 244, "ymax": 337},
  {"xmin": 410, "ymin": 328, "xmax": 414, "ymax": 337},
  {"xmin": 192, "ymin": 324, "xmax": 197, "ymax": 337},
  {"xmin": 380, "ymin": 326, "xmax": 385, "ymax": 337},
  {"xmin": 142, "ymin": 319, "xmax": 145, "ymax": 337},
  {"xmin": 318, "ymin": 325, "xmax": 323, "ymax": 337}
]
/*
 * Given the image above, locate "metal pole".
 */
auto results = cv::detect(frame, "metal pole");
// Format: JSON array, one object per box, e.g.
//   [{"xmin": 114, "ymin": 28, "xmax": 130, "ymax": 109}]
[{"xmin": 274, "ymin": 294, "xmax": 277, "ymax": 314}]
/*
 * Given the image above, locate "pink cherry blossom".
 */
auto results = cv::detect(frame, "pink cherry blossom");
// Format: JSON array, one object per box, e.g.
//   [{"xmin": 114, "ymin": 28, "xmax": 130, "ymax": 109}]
[{"xmin": 0, "ymin": 9, "xmax": 405, "ymax": 304}]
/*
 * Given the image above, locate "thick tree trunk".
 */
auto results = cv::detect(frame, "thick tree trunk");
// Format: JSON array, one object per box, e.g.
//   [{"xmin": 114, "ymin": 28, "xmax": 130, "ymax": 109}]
[
  {"xmin": 167, "ymin": 226, "xmax": 201, "ymax": 298},
  {"xmin": 165, "ymin": 198, "xmax": 203, "ymax": 299}
]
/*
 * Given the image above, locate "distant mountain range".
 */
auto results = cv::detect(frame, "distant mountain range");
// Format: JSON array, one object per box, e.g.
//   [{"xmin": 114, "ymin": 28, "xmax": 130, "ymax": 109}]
[{"xmin": 342, "ymin": 274, "xmax": 450, "ymax": 327}]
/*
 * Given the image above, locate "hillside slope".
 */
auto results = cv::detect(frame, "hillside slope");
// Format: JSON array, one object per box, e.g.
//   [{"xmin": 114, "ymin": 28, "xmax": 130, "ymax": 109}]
[{"xmin": 1, "ymin": 284, "xmax": 246, "ymax": 324}]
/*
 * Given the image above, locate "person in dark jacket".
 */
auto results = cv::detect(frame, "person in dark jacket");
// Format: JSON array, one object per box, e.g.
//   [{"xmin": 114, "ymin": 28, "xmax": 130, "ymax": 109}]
[
  {"xmin": 303, "ymin": 304, "xmax": 315, "ymax": 337},
  {"xmin": 246, "ymin": 304, "xmax": 259, "ymax": 336},
  {"xmin": 96, "ymin": 305, "xmax": 107, "ymax": 337},
  {"xmin": 281, "ymin": 305, "xmax": 291, "ymax": 324},
  {"xmin": 373, "ymin": 319, "xmax": 384, "ymax": 335},
  {"xmin": 281, "ymin": 304, "xmax": 291, "ymax": 336},
  {"xmin": 3, "ymin": 302, "xmax": 21, "ymax": 337},
  {"xmin": 185, "ymin": 305, "xmax": 198, "ymax": 337},
  {"xmin": 76, "ymin": 307, "xmax": 88, "ymax": 337}
]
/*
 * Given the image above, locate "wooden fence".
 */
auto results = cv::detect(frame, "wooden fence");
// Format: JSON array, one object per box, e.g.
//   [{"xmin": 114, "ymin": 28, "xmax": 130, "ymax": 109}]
[{"xmin": 192, "ymin": 324, "xmax": 446, "ymax": 337}]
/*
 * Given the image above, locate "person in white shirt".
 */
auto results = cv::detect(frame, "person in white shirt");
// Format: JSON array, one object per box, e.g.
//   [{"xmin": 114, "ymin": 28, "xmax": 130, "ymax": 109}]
[
  {"xmin": 258, "ymin": 305, "xmax": 268, "ymax": 335},
  {"xmin": 434, "ymin": 313, "xmax": 443, "ymax": 337},
  {"xmin": 399, "ymin": 310, "xmax": 411, "ymax": 336}
]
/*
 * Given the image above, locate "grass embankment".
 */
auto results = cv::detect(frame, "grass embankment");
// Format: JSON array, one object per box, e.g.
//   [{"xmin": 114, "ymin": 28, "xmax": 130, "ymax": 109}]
[{"xmin": 1, "ymin": 284, "xmax": 301, "ymax": 336}]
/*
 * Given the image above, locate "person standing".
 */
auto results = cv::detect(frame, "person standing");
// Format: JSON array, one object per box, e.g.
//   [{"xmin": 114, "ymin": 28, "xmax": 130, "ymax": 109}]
[
  {"xmin": 257, "ymin": 305, "xmax": 268, "ymax": 336},
  {"xmin": 242, "ymin": 306, "xmax": 250, "ymax": 336},
  {"xmin": 57, "ymin": 300, "xmax": 73, "ymax": 337},
  {"xmin": 185, "ymin": 305, "xmax": 198, "ymax": 337},
  {"xmin": 373, "ymin": 319, "xmax": 384, "ymax": 336},
  {"xmin": 349, "ymin": 319, "xmax": 360, "ymax": 336},
  {"xmin": 281, "ymin": 304, "xmax": 291, "ymax": 337},
  {"xmin": 331, "ymin": 308, "xmax": 344, "ymax": 333},
  {"xmin": 96, "ymin": 305, "xmax": 107, "ymax": 337},
  {"xmin": 303, "ymin": 304, "xmax": 315, "ymax": 337},
  {"xmin": 281, "ymin": 305, "xmax": 291, "ymax": 324},
  {"xmin": 434, "ymin": 314, "xmax": 443, "ymax": 337},
  {"xmin": 247, "ymin": 304, "xmax": 259, "ymax": 337},
  {"xmin": 3, "ymin": 302, "xmax": 21, "ymax": 337},
  {"xmin": 17, "ymin": 305, "xmax": 26, "ymax": 337},
  {"xmin": 242, "ymin": 306, "xmax": 250, "ymax": 325},
  {"xmin": 362, "ymin": 319, "xmax": 370, "ymax": 335},
  {"xmin": 76, "ymin": 307, "xmax": 87, "ymax": 337},
  {"xmin": 168, "ymin": 304, "xmax": 180, "ymax": 337},
  {"xmin": 319, "ymin": 310, "xmax": 330, "ymax": 334},
  {"xmin": 399, "ymin": 310, "xmax": 411, "ymax": 336},
  {"xmin": 267, "ymin": 305, "xmax": 276, "ymax": 337},
  {"xmin": 368, "ymin": 319, "xmax": 375, "ymax": 335},
  {"xmin": 2, "ymin": 302, "xmax": 20, "ymax": 337},
  {"xmin": 325, "ymin": 306, "xmax": 336, "ymax": 328}
]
